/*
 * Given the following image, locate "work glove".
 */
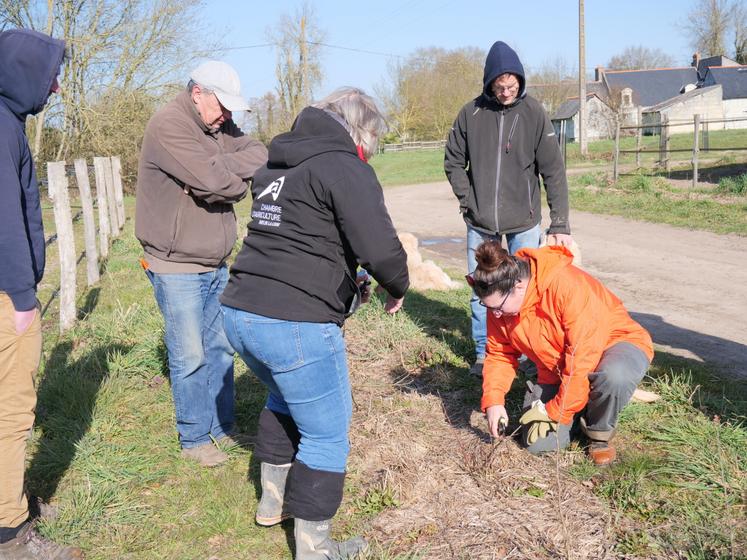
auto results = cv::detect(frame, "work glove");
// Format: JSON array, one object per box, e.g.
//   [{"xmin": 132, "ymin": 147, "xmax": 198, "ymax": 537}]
[{"xmin": 519, "ymin": 400, "xmax": 558, "ymax": 445}]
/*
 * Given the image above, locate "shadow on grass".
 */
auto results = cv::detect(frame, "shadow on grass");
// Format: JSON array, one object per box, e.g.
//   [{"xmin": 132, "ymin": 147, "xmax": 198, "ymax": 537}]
[
  {"xmin": 28, "ymin": 340, "xmax": 132, "ymax": 502},
  {"xmin": 661, "ymin": 161, "xmax": 747, "ymax": 183},
  {"xmin": 76, "ymin": 287, "xmax": 100, "ymax": 320},
  {"xmin": 631, "ymin": 311, "xmax": 747, "ymax": 382}
]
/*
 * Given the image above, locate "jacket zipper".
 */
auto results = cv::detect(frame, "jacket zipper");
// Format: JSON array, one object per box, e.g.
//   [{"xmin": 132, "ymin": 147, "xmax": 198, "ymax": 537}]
[
  {"xmin": 494, "ymin": 111, "xmax": 505, "ymax": 232},
  {"xmin": 505, "ymin": 114, "xmax": 519, "ymax": 153}
]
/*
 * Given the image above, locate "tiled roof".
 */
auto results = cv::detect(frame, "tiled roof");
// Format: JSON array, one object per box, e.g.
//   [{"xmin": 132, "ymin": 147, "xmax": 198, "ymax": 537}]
[
  {"xmin": 643, "ymin": 85, "xmax": 721, "ymax": 113},
  {"xmin": 701, "ymin": 66, "xmax": 747, "ymax": 99},
  {"xmin": 604, "ymin": 67, "xmax": 699, "ymax": 107}
]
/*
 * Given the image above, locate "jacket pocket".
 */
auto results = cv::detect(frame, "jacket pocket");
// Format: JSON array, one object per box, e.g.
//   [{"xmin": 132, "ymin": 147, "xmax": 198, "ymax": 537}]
[
  {"xmin": 527, "ymin": 178, "xmax": 534, "ymax": 219},
  {"xmin": 169, "ymin": 196, "xmax": 232, "ymax": 264},
  {"xmin": 167, "ymin": 194, "xmax": 187, "ymax": 256},
  {"xmin": 336, "ymin": 270, "xmax": 361, "ymax": 318}
]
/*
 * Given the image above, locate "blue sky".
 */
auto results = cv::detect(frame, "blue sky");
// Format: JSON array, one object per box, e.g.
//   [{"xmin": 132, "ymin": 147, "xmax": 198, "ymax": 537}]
[{"xmin": 205, "ymin": 0, "xmax": 696, "ymax": 103}]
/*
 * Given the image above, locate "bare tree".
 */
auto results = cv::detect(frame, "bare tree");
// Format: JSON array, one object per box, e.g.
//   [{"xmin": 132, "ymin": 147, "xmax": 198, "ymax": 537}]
[
  {"xmin": 526, "ymin": 56, "xmax": 577, "ymax": 115},
  {"xmin": 378, "ymin": 46, "xmax": 484, "ymax": 141},
  {"xmin": 267, "ymin": 3, "xmax": 325, "ymax": 133},
  {"xmin": 1, "ymin": 0, "xmax": 219, "ymax": 184},
  {"xmin": 685, "ymin": 0, "xmax": 733, "ymax": 57},
  {"xmin": 734, "ymin": 1, "xmax": 747, "ymax": 63},
  {"xmin": 607, "ymin": 45, "xmax": 676, "ymax": 70}
]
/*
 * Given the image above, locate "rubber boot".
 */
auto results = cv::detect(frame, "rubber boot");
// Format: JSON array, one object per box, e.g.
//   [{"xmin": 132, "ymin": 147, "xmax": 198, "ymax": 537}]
[
  {"xmin": 255, "ymin": 462, "xmax": 291, "ymax": 526},
  {"xmin": 294, "ymin": 518, "xmax": 368, "ymax": 560}
]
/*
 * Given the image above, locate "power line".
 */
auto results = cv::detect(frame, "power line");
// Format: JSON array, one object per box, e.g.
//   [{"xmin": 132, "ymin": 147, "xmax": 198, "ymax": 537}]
[
  {"xmin": 223, "ymin": 43, "xmax": 274, "ymax": 51},
  {"xmin": 225, "ymin": 40, "xmax": 407, "ymax": 59}
]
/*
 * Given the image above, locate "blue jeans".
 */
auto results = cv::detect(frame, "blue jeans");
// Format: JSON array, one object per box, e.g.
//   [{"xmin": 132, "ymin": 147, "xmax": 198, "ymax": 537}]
[
  {"xmin": 146, "ymin": 266, "xmax": 234, "ymax": 448},
  {"xmin": 467, "ymin": 223, "xmax": 541, "ymax": 359},
  {"xmin": 222, "ymin": 307, "xmax": 352, "ymax": 473}
]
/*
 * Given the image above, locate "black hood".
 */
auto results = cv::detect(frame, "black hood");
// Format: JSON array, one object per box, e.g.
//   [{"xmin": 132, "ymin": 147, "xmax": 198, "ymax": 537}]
[
  {"xmin": 0, "ymin": 28, "xmax": 65, "ymax": 121},
  {"xmin": 482, "ymin": 41, "xmax": 526, "ymax": 103},
  {"xmin": 268, "ymin": 106, "xmax": 356, "ymax": 167}
]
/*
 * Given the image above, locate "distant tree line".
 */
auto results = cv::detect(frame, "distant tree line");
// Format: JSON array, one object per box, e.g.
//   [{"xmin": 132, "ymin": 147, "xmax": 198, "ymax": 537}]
[{"xmin": 3, "ymin": 0, "xmax": 745, "ymax": 163}]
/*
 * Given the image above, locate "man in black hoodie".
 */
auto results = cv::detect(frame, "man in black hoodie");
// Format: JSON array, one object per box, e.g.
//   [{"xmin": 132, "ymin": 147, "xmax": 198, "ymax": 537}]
[
  {"xmin": 0, "ymin": 28, "xmax": 82, "ymax": 558},
  {"xmin": 445, "ymin": 41, "xmax": 573, "ymax": 377}
]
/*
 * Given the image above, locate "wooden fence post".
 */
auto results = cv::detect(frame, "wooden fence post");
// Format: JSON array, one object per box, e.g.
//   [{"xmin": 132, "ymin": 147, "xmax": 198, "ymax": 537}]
[
  {"xmin": 74, "ymin": 159, "xmax": 100, "ymax": 286},
  {"xmin": 104, "ymin": 157, "xmax": 120, "ymax": 234},
  {"xmin": 47, "ymin": 161, "xmax": 77, "ymax": 332},
  {"xmin": 110, "ymin": 156, "xmax": 125, "ymax": 228},
  {"xmin": 94, "ymin": 156, "xmax": 119, "ymax": 234},
  {"xmin": 93, "ymin": 157, "xmax": 111, "ymax": 258},
  {"xmin": 636, "ymin": 107, "xmax": 642, "ymax": 168},
  {"xmin": 692, "ymin": 114, "xmax": 700, "ymax": 188},
  {"xmin": 664, "ymin": 115, "xmax": 671, "ymax": 173},
  {"xmin": 613, "ymin": 121, "xmax": 621, "ymax": 181}
]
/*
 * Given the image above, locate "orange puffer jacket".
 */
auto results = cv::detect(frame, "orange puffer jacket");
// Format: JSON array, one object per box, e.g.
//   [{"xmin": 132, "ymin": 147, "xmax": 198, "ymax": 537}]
[{"xmin": 481, "ymin": 246, "xmax": 653, "ymax": 423}]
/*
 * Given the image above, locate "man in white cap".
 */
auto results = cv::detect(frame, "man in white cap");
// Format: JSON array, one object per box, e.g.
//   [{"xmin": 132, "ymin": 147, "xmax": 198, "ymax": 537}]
[{"xmin": 135, "ymin": 61, "xmax": 267, "ymax": 467}]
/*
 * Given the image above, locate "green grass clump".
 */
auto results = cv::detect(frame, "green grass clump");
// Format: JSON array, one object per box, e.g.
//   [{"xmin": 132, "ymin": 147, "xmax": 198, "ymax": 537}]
[{"xmin": 717, "ymin": 173, "xmax": 747, "ymax": 195}]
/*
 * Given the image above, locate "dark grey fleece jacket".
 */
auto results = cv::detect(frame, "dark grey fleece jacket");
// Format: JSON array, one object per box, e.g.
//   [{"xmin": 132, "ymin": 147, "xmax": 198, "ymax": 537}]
[{"xmin": 444, "ymin": 41, "xmax": 570, "ymax": 236}]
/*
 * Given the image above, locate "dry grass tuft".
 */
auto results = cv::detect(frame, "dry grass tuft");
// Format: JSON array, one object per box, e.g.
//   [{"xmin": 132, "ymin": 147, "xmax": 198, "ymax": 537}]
[{"xmin": 344, "ymin": 332, "xmax": 620, "ymax": 560}]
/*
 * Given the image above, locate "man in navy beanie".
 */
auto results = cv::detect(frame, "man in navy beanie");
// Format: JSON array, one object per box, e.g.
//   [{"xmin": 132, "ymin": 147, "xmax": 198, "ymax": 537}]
[{"xmin": 445, "ymin": 41, "xmax": 573, "ymax": 377}]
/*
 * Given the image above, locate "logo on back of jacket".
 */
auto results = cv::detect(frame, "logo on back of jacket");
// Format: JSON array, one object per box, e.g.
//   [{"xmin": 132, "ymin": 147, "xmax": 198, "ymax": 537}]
[{"xmin": 252, "ymin": 176, "xmax": 285, "ymax": 228}]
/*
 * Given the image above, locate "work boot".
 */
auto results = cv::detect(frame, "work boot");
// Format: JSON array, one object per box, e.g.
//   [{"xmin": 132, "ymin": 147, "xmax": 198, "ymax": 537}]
[
  {"xmin": 469, "ymin": 356, "xmax": 485, "ymax": 377},
  {"xmin": 256, "ymin": 462, "xmax": 291, "ymax": 526},
  {"xmin": 0, "ymin": 522, "xmax": 83, "ymax": 559},
  {"xmin": 589, "ymin": 441, "xmax": 617, "ymax": 466},
  {"xmin": 181, "ymin": 442, "xmax": 228, "ymax": 467},
  {"xmin": 294, "ymin": 518, "xmax": 367, "ymax": 560}
]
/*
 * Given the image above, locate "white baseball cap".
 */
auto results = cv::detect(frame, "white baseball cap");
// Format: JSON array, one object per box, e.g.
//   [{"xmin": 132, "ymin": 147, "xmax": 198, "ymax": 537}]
[{"xmin": 190, "ymin": 60, "xmax": 251, "ymax": 112}]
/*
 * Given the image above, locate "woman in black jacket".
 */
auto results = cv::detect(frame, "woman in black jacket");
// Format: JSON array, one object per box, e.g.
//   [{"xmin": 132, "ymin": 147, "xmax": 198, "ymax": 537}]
[{"xmin": 221, "ymin": 87, "xmax": 409, "ymax": 560}]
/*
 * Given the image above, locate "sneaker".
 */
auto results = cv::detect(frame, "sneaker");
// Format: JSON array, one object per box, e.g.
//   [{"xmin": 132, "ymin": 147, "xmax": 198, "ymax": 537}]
[
  {"xmin": 181, "ymin": 443, "xmax": 228, "ymax": 467},
  {"xmin": 0, "ymin": 522, "xmax": 83, "ymax": 559},
  {"xmin": 469, "ymin": 356, "xmax": 485, "ymax": 377}
]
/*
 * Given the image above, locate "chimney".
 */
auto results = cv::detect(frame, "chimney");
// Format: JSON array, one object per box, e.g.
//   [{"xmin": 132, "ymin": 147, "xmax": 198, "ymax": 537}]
[
  {"xmin": 595, "ymin": 66, "xmax": 604, "ymax": 81},
  {"xmin": 692, "ymin": 52, "xmax": 701, "ymax": 68}
]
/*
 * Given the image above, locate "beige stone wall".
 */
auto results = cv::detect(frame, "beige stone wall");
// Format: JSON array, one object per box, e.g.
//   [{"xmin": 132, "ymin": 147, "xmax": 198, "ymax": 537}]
[
  {"xmin": 660, "ymin": 87, "xmax": 724, "ymax": 129},
  {"xmin": 722, "ymin": 99, "xmax": 747, "ymax": 129},
  {"xmin": 570, "ymin": 97, "xmax": 615, "ymax": 142}
]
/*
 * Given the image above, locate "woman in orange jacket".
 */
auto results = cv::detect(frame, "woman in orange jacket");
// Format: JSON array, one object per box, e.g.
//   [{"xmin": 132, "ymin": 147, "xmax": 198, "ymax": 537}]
[{"xmin": 467, "ymin": 241, "xmax": 653, "ymax": 465}]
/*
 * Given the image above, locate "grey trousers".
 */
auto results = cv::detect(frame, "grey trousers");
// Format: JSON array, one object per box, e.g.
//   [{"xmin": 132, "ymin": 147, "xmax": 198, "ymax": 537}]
[{"xmin": 521, "ymin": 342, "xmax": 650, "ymax": 454}]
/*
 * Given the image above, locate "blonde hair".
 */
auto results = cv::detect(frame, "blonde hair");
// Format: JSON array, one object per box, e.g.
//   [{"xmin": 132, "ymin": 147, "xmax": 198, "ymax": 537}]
[{"xmin": 312, "ymin": 87, "xmax": 387, "ymax": 159}]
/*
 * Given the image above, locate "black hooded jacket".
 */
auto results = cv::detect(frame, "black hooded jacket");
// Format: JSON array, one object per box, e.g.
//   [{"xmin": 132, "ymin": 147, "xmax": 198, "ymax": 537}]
[
  {"xmin": 0, "ymin": 29, "xmax": 65, "ymax": 311},
  {"xmin": 444, "ymin": 41, "xmax": 570, "ymax": 236},
  {"xmin": 221, "ymin": 107, "xmax": 409, "ymax": 325}
]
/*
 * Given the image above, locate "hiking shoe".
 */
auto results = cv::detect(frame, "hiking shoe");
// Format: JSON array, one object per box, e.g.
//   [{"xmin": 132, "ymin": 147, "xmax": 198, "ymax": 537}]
[
  {"xmin": 216, "ymin": 433, "xmax": 252, "ymax": 450},
  {"xmin": 469, "ymin": 356, "xmax": 485, "ymax": 377},
  {"xmin": 0, "ymin": 523, "xmax": 83, "ymax": 559},
  {"xmin": 181, "ymin": 443, "xmax": 228, "ymax": 467},
  {"xmin": 294, "ymin": 518, "xmax": 368, "ymax": 560},
  {"xmin": 589, "ymin": 442, "xmax": 616, "ymax": 466}
]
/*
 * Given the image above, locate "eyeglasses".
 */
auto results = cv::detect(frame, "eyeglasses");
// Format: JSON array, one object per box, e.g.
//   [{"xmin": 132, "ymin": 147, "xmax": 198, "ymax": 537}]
[
  {"xmin": 494, "ymin": 84, "xmax": 519, "ymax": 94},
  {"xmin": 478, "ymin": 289, "xmax": 512, "ymax": 316}
]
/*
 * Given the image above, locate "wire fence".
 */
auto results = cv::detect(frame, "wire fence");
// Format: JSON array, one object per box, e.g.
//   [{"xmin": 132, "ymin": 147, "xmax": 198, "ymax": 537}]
[{"xmin": 612, "ymin": 115, "xmax": 747, "ymax": 185}]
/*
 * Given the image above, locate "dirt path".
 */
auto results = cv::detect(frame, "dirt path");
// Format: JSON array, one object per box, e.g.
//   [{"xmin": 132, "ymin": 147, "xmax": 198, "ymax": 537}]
[{"xmin": 383, "ymin": 181, "xmax": 747, "ymax": 378}]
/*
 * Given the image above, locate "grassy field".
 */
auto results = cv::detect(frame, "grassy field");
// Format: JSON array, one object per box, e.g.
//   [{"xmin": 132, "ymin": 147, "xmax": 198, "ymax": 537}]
[
  {"xmin": 370, "ymin": 133, "xmax": 747, "ymax": 237},
  {"xmin": 26, "ymin": 197, "xmax": 746, "ymax": 559},
  {"xmin": 372, "ymin": 128, "xmax": 747, "ymax": 182}
]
